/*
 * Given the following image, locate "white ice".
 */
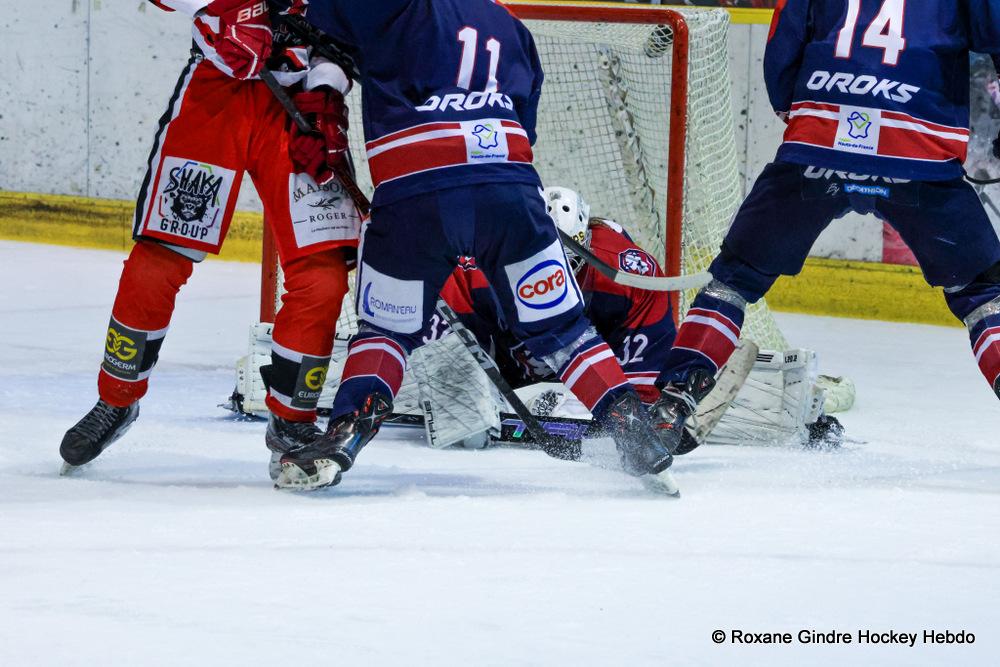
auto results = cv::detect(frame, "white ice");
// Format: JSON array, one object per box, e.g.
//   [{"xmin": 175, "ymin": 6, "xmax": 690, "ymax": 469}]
[{"xmin": 1, "ymin": 241, "xmax": 998, "ymax": 666}]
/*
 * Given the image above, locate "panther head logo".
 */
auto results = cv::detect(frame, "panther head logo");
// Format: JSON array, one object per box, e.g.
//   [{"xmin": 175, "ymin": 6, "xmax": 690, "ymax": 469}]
[{"xmin": 172, "ymin": 190, "xmax": 211, "ymax": 222}]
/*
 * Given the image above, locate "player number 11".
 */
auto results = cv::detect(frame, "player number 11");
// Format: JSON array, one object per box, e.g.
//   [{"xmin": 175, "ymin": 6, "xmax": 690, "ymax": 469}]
[
  {"xmin": 457, "ymin": 26, "xmax": 501, "ymax": 92},
  {"xmin": 834, "ymin": 0, "xmax": 907, "ymax": 66}
]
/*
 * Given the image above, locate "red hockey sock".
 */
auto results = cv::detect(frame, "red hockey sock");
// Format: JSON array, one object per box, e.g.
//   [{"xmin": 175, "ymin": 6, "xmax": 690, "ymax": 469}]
[
  {"xmin": 265, "ymin": 250, "xmax": 350, "ymax": 421},
  {"xmin": 98, "ymin": 241, "xmax": 194, "ymax": 407},
  {"xmin": 558, "ymin": 338, "xmax": 632, "ymax": 416}
]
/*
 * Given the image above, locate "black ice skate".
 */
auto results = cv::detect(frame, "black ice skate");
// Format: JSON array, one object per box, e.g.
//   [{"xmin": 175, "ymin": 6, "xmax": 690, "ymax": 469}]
[
  {"xmin": 274, "ymin": 393, "xmax": 393, "ymax": 491},
  {"xmin": 265, "ymin": 415, "xmax": 323, "ymax": 481},
  {"xmin": 806, "ymin": 414, "xmax": 845, "ymax": 451},
  {"xmin": 650, "ymin": 369, "xmax": 716, "ymax": 457},
  {"xmin": 59, "ymin": 400, "xmax": 140, "ymax": 474},
  {"xmin": 600, "ymin": 392, "xmax": 679, "ymax": 497}
]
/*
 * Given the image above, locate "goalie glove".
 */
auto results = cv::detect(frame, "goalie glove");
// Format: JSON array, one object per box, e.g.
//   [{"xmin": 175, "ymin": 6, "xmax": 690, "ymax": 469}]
[{"xmin": 196, "ymin": 0, "xmax": 273, "ymax": 80}]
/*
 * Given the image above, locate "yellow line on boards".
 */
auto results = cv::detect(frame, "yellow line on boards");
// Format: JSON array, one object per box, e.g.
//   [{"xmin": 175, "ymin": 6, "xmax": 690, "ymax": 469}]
[
  {"xmin": 0, "ymin": 190, "xmax": 264, "ymax": 264},
  {"xmin": 0, "ymin": 190, "xmax": 959, "ymax": 327},
  {"xmin": 501, "ymin": 0, "xmax": 774, "ymax": 25}
]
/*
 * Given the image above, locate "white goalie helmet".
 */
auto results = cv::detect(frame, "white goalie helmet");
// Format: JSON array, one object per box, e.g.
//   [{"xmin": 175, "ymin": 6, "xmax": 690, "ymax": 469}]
[{"xmin": 543, "ymin": 186, "xmax": 591, "ymax": 245}]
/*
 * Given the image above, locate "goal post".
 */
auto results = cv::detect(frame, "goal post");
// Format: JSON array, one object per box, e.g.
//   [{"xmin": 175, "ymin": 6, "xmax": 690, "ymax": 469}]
[{"xmin": 259, "ymin": 2, "xmax": 788, "ymax": 353}]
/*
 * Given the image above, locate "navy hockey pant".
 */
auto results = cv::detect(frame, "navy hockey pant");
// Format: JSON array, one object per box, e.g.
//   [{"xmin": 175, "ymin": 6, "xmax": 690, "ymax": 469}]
[
  {"xmin": 662, "ymin": 161, "xmax": 1000, "ymax": 395},
  {"xmin": 330, "ymin": 183, "xmax": 634, "ymax": 419}
]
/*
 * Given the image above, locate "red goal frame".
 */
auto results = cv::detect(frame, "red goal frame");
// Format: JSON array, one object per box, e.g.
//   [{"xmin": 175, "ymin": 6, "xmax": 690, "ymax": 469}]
[{"xmin": 261, "ymin": 2, "xmax": 691, "ymax": 323}]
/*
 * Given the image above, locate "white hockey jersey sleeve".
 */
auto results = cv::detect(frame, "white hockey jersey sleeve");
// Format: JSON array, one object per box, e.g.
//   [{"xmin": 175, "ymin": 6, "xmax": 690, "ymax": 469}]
[{"xmin": 148, "ymin": 1, "xmax": 211, "ymax": 16}]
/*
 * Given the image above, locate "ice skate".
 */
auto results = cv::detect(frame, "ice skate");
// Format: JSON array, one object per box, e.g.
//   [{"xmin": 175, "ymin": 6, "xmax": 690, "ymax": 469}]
[
  {"xmin": 274, "ymin": 393, "xmax": 392, "ymax": 491},
  {"xmin": 598, "ymin": 392, "xmax": 679, "ymax": 496},
  {"xmin": 650, "ymin": 369, "xmax": 716, "ymax": 456},
  {"xmin": 265, "ymin": 415, "xmax": 324, "ymax": 481},
  {"xmin": 59, "ymin": 400, "xmax": 140, "ymax": 474}
]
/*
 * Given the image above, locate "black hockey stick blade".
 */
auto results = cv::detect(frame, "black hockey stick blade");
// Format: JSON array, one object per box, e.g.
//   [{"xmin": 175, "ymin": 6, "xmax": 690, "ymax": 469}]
[
  {"xmin": 434, "ymin": 299, "xmax": 577, "ymax": 452},
  {"xmin": 557, "ymin": 229, "xmax": 712, "ymax": 292}
]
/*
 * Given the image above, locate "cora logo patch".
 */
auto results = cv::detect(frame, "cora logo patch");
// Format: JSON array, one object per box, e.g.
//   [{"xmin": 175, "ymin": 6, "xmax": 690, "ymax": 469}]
[
  {"xmin": 505, "ymin": 241, "xmax": 581, "ymax": 323},
  {"xmin": 516, "ymin": 260, "xmax": 568, "ymax": 309}
]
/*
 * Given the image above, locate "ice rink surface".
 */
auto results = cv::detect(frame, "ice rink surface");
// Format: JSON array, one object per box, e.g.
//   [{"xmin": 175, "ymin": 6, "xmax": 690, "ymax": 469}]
[{"xmin": 1, "ymin": 241, "xmax": 998, "ymax": 666}]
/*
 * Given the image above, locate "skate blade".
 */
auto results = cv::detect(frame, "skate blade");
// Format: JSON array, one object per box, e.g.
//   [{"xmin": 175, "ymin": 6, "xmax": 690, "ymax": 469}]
[
  {"xmin": 268, "ymin": 452, "xmax": 282, "ymax": 482},
  {"xmin": 274, "ymin": 459, "xmax": 342, "ymax": 491},
  {"xmin": 59, "ymin": 461, "xmax": 87, "ymax": 477},
  {"xmin": 641, "ymin": 469, "xmax": 681, "ymax": 498}
]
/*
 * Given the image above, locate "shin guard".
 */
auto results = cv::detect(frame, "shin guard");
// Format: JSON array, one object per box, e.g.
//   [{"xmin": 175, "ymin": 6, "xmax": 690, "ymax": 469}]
[
  {"xmin": 660, "ymin": 280, "xmax": 747, "ymax": 387},
  {"xmin": 266, "ymin": 250, "xmax": 350, "ymax": 421},
  {"xmin": 329, "ymin": 331, "xmax": 409, "ymax": 419},
  {"xmin": 963, "ymin": 297, "xmax": 1000, "ymax": 397},
  {"xmin": 543, "ymin": 328, "xmax": 632, "ymax": 419},
  {"xmin": 98, "ymin": 241, "xmax": 193, "ymax": 407}
]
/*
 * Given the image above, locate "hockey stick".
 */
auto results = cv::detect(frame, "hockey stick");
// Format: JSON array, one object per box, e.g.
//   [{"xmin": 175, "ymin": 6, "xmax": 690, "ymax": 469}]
[
  {"xmin": 281, "ymin": 14, "xmax": 361, "ymax": 81},
  {"xmin": 259, "ymin": 68, "xmax": 371, "ymax": 217},
  {"xmin": 557, "ymin": 229, "xmax": 712, "ymax": 292},
  {"xmin": 434, "ymin": 300, "xmax": 581, "ymax": 459}
]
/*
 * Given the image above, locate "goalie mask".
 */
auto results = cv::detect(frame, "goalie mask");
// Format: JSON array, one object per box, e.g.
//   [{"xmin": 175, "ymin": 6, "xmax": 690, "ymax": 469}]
[{"xmin": 543, "ymin": 186, "xmax": 590, "ymax": 272}]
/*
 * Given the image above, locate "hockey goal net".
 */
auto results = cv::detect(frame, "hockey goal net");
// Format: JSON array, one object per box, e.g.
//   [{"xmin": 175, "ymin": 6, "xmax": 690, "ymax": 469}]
[{"xmin": 243, "ymin": 3, "xmax": 799, "ymax": 418}]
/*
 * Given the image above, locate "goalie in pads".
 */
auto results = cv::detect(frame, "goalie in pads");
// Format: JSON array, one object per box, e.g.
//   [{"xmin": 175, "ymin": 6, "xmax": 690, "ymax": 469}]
[{"xmin": 416, "ymin": 187, "xmax": 846, "ymax": 453}]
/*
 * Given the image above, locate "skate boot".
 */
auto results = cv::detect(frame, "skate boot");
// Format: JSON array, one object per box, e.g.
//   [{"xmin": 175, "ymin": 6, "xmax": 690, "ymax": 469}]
[
  {"xmin": 600, "ymin": 392, "xmax": 679, "ymax": 496},
  {"xmin": 650, "ymin": 369, "xmax": 716, "ymax": 456},
  {"xmin": 59, "ymin": 400, "xmax": 140, "ymax": 473},
  {"xmin": 806, "ymin": 414, "xmax": 845, "ymax": 451},
  {"xmin": 274, "ymin": 392, "xmax": 393, "ymax": 491},
  {"xmin": 265, "ymin": 415, "xmax": 323, "ymax": 481}
]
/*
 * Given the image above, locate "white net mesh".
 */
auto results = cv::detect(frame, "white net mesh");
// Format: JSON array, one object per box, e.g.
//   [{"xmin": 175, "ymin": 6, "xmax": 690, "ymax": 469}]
[{"xmin": 273, "ymin": 7, "xmax": 787, "ymax": 352}]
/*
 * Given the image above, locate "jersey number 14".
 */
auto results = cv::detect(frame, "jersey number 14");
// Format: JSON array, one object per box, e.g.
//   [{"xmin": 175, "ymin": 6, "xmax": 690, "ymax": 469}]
[{"xmin": 834, "ymin": 0, "xmax": 907, "ymax": 66}]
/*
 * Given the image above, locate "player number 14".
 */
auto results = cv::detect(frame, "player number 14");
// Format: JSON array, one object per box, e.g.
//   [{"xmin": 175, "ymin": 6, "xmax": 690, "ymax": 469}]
[{"xmin": 834, "ymin": 0, "xmax": 906, "ymax": 66}]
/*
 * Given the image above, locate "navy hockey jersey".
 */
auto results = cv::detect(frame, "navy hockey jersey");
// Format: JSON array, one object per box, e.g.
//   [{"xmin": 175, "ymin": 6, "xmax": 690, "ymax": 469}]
[
  {"xmin": 767, "ymin": 0, "xmax": 1000, "ymax": 180},
  {"xmin": 305, "ymin": 0, "xmax": 544, "ymax": 206},
  {"xmin": 439, "ymin": 220, "xmax": 676, "ymax": 404}
]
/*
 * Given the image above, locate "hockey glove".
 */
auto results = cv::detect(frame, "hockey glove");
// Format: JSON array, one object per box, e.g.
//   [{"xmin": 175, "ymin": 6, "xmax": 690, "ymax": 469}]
[
  {"xmin": 289, "ymin": 88, "xmax": 350, "ymax": 186},
  {"xmin": 197, "ymin": 0, "xmax": 273, "ymax": 80}
]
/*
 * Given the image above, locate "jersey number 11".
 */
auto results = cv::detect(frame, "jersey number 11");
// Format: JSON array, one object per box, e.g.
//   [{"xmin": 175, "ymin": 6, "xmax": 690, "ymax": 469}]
[{"xmin": 457, "ymin": 27, "xmax": 502, "ymax": 92}]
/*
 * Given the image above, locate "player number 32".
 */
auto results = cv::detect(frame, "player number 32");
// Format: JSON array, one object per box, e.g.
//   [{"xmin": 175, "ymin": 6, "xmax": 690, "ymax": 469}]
[{"xmin": 834, "ymin": 0, "xmax": 906, "ymax": 66}]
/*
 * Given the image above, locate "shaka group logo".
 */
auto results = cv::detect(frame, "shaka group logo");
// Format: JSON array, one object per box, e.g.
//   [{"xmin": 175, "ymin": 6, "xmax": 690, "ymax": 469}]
[{"xmin": 150, "ymin": 157, "xmax": 235, "ymax": 247}]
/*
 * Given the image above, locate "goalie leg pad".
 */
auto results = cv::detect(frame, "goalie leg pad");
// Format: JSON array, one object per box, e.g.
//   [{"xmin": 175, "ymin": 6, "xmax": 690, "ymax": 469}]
[
  {"xmin": 708, "ymin": 348, "xmax": 823, "ymax": 447},
  {"xmin": 98, "ymin": 241, "xmax": 193, "ymax": 407}
]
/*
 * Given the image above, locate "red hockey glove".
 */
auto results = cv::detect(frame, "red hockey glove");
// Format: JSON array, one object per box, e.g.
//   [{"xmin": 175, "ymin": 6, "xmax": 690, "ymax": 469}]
[
  {"xmin": 199, "ymin": 0, "xmax": 273, "ymax": 80},
  {"xmin": 289, "ymin": 88, "xmax": 350, "ymax": 185}
]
